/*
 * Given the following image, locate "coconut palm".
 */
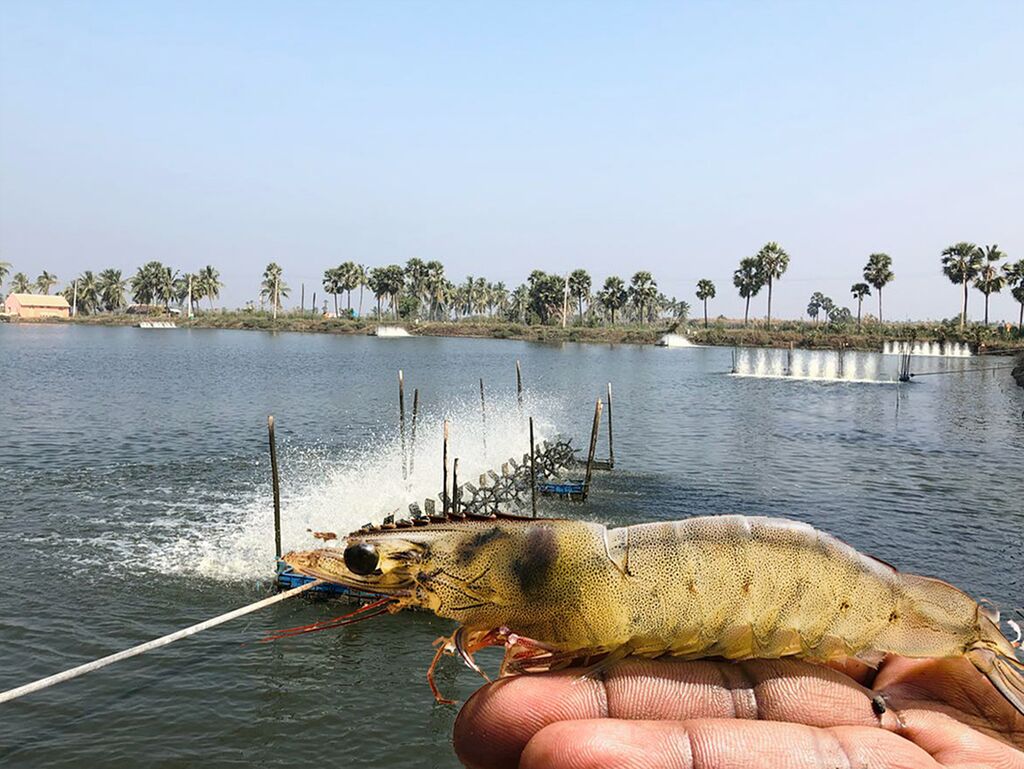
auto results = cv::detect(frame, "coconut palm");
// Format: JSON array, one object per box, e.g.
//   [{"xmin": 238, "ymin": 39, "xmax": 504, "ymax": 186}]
[
  {"xmin": 628, "ymin": 271, "xmax": 657, "ymax": 325},
  {"xmin": 598, "ymin": 276, "xmax": 628, "ymax": 325},
  {"xmin": 850, "ymin": 283, "xmax": 871, "ymax": 329},
  {"xmin": 568, "ymin": 269, "xmax": 591, "ymax": 323},
  {"xmin": 941, "ymin": 242, "xmax": 984, "ymax": 328},
  {"xmin": 732, "ymin": 257, "xmax": 763, "ymax": 326},
  {"xmin": 862, "ymin": 253, "xmax": 894, "ymax": 323},
  {"xmin": 1004, "ymin": 259, "xmax": 1024, "ymax": 331},
  {"xmin": 35, "ymin": 270, "xmax": 58, "ymax": 294},
  {"xmin": 198, "ymin": 265, "xmax": 222, "ymax": 309},
  {"xmin": 0, "ymin": 261, "xmax": 10, "ymax": 289},
  {"xmin": 132, "ymin": 261, "xmax": 168, "ymax": 306},
  {"xmin": 98, "ymin": 269, "xmax": 127, "ymax": 311},
  {"xmin": 11, "ymin": 272, "xmax": 32, "ymax": 293},
  {"xmin": 754, "ymin": 243, "xmax": 789, "ymax": 330},
  {"xmin": 490, "ymin": 281, "xmax": 508, "ymax": 317},
  {"xmin": 260, "ymin": 262, "xmax": 289, "ymax": 318},
  {"xmin": 973, "ymin": 245, "xmax": 1006, "ymax": 325},
  {"xmin": 509, "ymin": 284, "xmax": 528, "ymax": 323},
  {"xmin": 695, "ymin": 279, "xmax": 715, "ymax": 328},
  {"xmin": 75, "ymin": 271, "xmax": 99, "ymax": 314}
]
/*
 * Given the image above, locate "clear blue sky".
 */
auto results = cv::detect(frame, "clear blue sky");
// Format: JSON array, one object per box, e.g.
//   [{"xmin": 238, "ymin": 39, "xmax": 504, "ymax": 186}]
[{"xmin": 1, "ymin": 1, "xmax": 1021, "ymax": 320}]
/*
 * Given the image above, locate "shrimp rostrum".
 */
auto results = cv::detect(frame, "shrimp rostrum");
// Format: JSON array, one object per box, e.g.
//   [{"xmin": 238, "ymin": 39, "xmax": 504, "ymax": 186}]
[{"xmin": 281, "ymin": 515, "xmax": 1024, "ymax": 711}]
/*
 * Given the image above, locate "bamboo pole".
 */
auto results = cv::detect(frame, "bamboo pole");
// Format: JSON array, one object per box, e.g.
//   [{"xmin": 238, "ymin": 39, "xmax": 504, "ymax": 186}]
[
  {"xmin": 0, "ymin": 580, "xmax": 323, "ymax": 705},
  {"xmin": 268, "ymin": 415, "xmax": 282, "ymax": 559},
  {"xmin": 606, "ymin": 382, "xmax": 615, "ymax": 469},
  {"xmin": 398, "ymin": 370, "xmax": 407, "ymax": 480},
  {"xmin": 479, "ymin": 378, "xmax": 488, "ymax": 458},
  {"xmin": 529, "ymin": 417, "xmax": 537, "ymax": 518},
  {"xmin": 409, "ymin": 388, "xmax": 419, "ymax": 474},
  {"xmin": 582, "ymin": 398, "xmax": 603, "ymax": 500},
  {"xmin": 452, "ymin": 458, "xmax": 460, "ymax": 514},
  {"xmin": 516, "ymin": 360, "xmax": 523, "ymax": 413},
  {"xmin": 442, "ymin": 420, "xmax": 450, "ymax": 514}
]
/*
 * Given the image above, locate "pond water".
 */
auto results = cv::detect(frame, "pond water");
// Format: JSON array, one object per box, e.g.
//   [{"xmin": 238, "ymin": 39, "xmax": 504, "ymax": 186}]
[{"xmin": 1, "ymin": 324, "xmax": 1021, "ymax": 768}]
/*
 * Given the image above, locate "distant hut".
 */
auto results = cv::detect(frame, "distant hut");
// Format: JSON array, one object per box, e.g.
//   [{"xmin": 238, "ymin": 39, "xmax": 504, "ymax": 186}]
[{"xmin": 3, "ymin": 293, "xmax": 71, "ymax": 319}]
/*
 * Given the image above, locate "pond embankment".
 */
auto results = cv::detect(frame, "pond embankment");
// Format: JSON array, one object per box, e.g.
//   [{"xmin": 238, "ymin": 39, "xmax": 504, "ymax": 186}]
[{"xmin": 13, "ymin": 313, "xmax": 1024, "ymax": 355}]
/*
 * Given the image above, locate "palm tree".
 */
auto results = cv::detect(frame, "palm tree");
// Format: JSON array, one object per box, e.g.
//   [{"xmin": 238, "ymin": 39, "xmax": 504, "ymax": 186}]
[
  {"xmin": 424, "ymin": 260, "xmax": 446, "ymax": 320},
  {"xmin": 132, "ymin": 261, "xmax": 167, "ymax": 306},
  {"xmin": 323, "ymin": 267, "xmax": 342, "ymax": 317},
  {"xmin": 509, "ymin": 284, "xmax": 528, "ymax": 323},
  {"xmin": 568, "ymin": 269, "xmax": 591, "ymax": 323},
  {"xmin": 850, "ymin": 282, "xmax": 871, "ymax": 330},
  {"xmin": 35, "ymin": 271, "xmax": 58, "ymax": 294},
  {"xmin": 598, "ymin": 276, "xmax": 628, "ymax": 325},
  {"xmin": 76, "ymin": 271, "xmax": 99, "ymax": 314},
  {"xmin": 260, "ymin": 263, "xmax": 288, "ymax": 318},
  {"xmin": 98, "ymin": 269, "xmax": 127, "ymax": 311},
  {"xmin": 354, "ymin": 264, "xmax": 367, "ymax": 317},
  {"xmin": 695, "ymin": 279, "xmax": 715, "ymax": 328},
  {"xmin": 755, "ymin": 243, "xmax": 789, "ymax": 330},
  {"xmin": 807, "ymin": 292, "xmax": 825, "ymax": 324},
  {"xmin": 732, "ymin": 257, "xmax": 763, "ymax": 326},
  {"xmin": 11, "ymin": 272, "xmax": 32, "ymax": 293},
  {"xmin": 198, "ymin": 265, "xmax": 222, "ymax": 309},
  {"xmin": 973, "ymin": 245, "xmax": 1006, "ymax": 325},
  {"xmin": 862, "ymin": 253, "xmax": 894, "ymax": 323},
  {"xmin": 1004, "ymin": 259, "xmax": 1024, "ymax": 331},
  {"xmin": 404, "ymin": 258, "xmax": 428, "ymax": 314},
  {"xmin": 0, "ymin": 261, "xmax": 10, "ymax": 289},
  {"xmin": 490, "ymin": 281, "xmax": 508, "ymax": 317},
  {"xmin": 384, "ymin": 264, "xmax": 406, "ymax": 319},
  {"xmin": 628, "ymin": 271, "xmax": 657, "ymax": 325},
  {"xmin": 941, "ymin": 242, "xmax": 984, "ymax": 329},
  {"xmin": 367, "ymin": 267, "xmax": 386, "ymax": 318}
]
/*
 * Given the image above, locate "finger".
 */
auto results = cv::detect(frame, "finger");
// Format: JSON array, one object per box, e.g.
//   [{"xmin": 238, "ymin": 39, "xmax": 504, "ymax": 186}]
[
  {"xmin": 453, "ymin": 658, "xmax": 893, "ymax": 769},
  {"xmin": 519, "ymin": 718, "xmax": 940, "ymax": 769}
]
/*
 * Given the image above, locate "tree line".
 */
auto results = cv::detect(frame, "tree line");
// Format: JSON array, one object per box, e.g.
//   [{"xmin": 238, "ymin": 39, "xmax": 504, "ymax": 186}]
[{"xmin": 2, "ymin": 240, "xmax": 1022, "ymax": 329}]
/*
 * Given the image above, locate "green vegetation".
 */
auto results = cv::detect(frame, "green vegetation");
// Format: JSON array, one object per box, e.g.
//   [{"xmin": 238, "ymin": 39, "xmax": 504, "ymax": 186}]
[{"xmin": 5, "ymin": 239, "xmax": 1024, "ymax": 355}]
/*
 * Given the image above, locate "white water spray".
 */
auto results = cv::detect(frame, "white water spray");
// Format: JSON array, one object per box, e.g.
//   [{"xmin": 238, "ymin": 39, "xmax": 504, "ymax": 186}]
[
  {"xmin": 151, "ymin": 393, "xmax": 560, "ymax": 581},
  {"xmin": 730, "ymin": 347, "xmax": 893, "ymax": 383},
  {"xmin": 372, "ymin": 325, "xmax": 412, "ymax": 337}
]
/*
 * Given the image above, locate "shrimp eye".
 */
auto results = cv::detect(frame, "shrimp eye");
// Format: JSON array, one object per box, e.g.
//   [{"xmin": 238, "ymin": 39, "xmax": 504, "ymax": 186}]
[{"xmin": 344, "ymin": 542, "xmax": 380, "ymax": 575}]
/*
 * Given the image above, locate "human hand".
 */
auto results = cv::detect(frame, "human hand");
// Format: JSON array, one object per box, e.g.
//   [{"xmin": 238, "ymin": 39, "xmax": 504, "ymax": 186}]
[{"xmin": 453, "ymin": 655, "xmax": 1024, "ymax": 768}]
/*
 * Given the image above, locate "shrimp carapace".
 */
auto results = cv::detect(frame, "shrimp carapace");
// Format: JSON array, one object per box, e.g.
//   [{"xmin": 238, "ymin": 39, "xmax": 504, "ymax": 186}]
[{"xmin": 280, "ymin": 515, "xmax": 1024, "ymax": 712}]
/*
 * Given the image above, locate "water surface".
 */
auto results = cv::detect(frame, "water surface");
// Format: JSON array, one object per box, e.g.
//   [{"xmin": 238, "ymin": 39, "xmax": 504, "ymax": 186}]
[{"xmin": 1, "ymin": 324, "xmax": 1021, "ymax": 768}]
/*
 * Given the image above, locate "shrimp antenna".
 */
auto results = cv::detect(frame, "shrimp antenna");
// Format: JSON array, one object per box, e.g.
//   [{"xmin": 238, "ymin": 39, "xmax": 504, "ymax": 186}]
[{"xmin": 262, "ymin": 597, "xmax": 396, "ymax": 642}]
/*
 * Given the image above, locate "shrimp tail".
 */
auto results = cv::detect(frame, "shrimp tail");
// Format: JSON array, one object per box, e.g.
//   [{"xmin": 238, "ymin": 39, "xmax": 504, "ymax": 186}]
[{"xmin": 967, "ymin": 613, "xmax": 1024, "ymax": 717}]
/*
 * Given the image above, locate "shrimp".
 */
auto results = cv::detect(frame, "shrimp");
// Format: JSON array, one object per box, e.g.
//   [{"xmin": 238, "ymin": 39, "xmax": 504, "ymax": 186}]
[{"xmin": 280, "ymin": 515, "xmax": 1024, "ymax": 711}]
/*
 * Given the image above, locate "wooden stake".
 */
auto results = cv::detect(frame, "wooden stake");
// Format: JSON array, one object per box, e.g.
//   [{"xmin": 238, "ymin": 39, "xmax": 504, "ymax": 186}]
[
  {"xmin": 479, "ymin": 377, "xmax": 488, "ymax": 457},
  {"xmin": 267, "ymin": 415, "xmax": 282, "ymax": 559},
  {"xmin": 529, "ymin": 416, "xmax": 537, "ymax": 518},
  {"xmin": 606, "ymin": 382, "xmax": 615, "ymax": 469},
  {"xmin": 442, "ymin": 420, "xmax": 450, "ymax": 514},
  {"xmin": 452, "ymin": 458, "xmax": 460, "ymax": 514},
  {"xmin": 583, "ymin": 398, "xmax": 603, "ymax": 500},
  {"xmin": 409, "ymin": 388, "xmax": 419, "ymax": 475},
  {"xmin": 398, "ymin": 370, "xmax": 407, "ymax": 480},
  {"xmin": 516, "ymin": 360, "xmax": 523, "ymax": 413}
]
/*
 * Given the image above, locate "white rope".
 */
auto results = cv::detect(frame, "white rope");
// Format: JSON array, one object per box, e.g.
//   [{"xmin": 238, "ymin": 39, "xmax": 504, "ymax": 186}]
[{"xmin": 0, "ymin": 580, "xmax": 323, "ymax": 705}]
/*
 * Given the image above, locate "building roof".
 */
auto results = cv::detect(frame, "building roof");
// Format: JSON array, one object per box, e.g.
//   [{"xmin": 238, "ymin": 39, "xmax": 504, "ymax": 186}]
[{"xmin": 7, "ymin": 293, "xmax": 71, "ymax": 308}]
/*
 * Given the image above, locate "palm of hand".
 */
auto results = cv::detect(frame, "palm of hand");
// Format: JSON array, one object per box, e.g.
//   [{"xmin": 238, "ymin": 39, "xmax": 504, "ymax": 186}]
[{"xmin": 453, "ymin": 655, "xmax": 1024, "ymax": 768}]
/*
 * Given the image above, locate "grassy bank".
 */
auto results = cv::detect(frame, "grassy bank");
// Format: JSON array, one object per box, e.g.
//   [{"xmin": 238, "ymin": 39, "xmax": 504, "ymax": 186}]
[{"xmin": 54, "ymin": 311, "xmax": 1024, "ymax": 354}]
